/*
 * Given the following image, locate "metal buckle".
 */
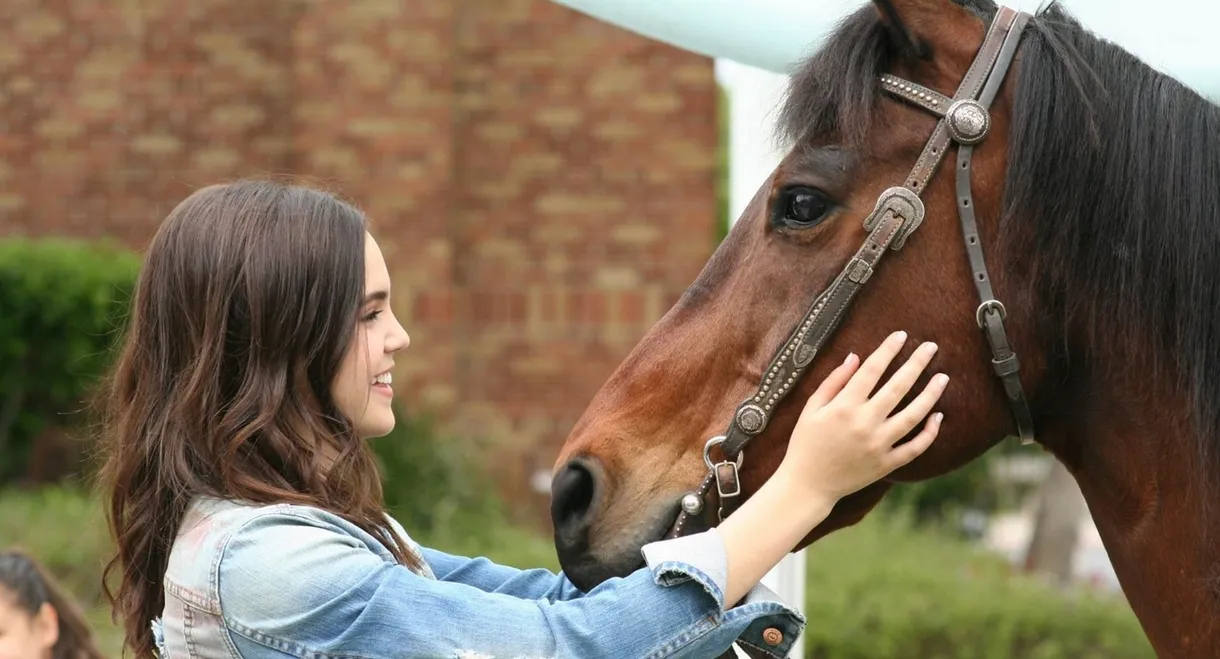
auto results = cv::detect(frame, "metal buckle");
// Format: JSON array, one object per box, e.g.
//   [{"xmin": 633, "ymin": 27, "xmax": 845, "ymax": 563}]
[
  {"xmin": 702, "ymin": 435, "xmax": 743, "ymax": 471},
  {"xmin": 715, "ymin": 462, "xmax": 742, "ymax": 499},
  {"xmin": 863, "ymin": 187, "xmax": 926, "ymax": 251},
  {"xmin": 976, "ymin": 299, "xmax": 1007, "ymax": 328},
  {"xmin": 704, "ymin": 436, "xmax": 745, "ymax": 522},
  {"xmin": 714, "ymin": 460, "xmax": 741, "ymax": 522}
]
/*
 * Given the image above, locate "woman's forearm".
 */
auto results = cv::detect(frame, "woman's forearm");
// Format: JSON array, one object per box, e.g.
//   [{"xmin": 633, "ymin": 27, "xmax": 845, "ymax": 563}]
[{"xmin": 717, "ymin": 471, "xmax": 833, "ymax": 606}]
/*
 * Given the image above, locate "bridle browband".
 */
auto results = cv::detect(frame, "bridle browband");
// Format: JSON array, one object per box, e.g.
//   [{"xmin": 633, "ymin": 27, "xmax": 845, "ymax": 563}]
[{"xmin": 668, "ymin": 6, "xmax": 1035, "ymax": 540}]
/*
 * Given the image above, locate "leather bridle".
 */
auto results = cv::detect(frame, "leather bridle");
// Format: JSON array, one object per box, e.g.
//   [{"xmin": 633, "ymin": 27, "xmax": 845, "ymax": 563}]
[{"xmin": 667, "ymin": 6, "xmax": 1035, "ymax": 540}]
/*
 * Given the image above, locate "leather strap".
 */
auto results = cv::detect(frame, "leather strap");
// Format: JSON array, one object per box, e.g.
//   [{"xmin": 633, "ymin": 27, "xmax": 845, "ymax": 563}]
[
  {"xmin": 713, "ymin": 200, "xmax": 913, "ymax": 522},
  {"xmin": 669, "ymin": 203, "xmax": 912, "ymax": 536},
  {"xmin": 905, "ymin": 8, "xmax": 1015, "ymax": 194},
  {"xmin": 880, "ymin": 74, "xmax": 950, "ymax": 116},
  {"xmin": 721, "ymin": 203, "xmax": 913, "ymax": 458},
  {"xmin": 953, "ymin": 11, "xmax": 1036, "ymax": 444},
  {"xmin": 979, "ymin": 12, "xmax": 1031, "ymax": 108},
  {"xmin": 668, "ymin": 6, "xmax": 1035, "ymax": 542}
]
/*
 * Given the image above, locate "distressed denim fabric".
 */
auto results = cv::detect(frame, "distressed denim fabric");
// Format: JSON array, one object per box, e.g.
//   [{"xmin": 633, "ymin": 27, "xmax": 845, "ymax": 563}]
[{"xmin": 153, "ymin": 496, "xmax": 804, "ymax": 659}]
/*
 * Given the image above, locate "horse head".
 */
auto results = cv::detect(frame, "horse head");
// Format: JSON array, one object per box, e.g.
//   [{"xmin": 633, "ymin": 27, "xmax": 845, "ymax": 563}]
[
  {"xmin": 551, "ymin": 1, "xmax": 1220, "ymax": 654},
  {"xmin": 551, "ymin": 0, "xmax": 1043, "ymax": 584}
]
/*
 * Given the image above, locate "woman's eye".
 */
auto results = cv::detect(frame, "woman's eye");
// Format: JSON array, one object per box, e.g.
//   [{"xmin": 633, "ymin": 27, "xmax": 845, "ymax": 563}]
[
  {"xmin": 775, "ymin": 188, "xmax": 833, "ymax": 229},
  {"xmin": 362, "ymin": 310, "xmax": 383, "ymax": 323}
]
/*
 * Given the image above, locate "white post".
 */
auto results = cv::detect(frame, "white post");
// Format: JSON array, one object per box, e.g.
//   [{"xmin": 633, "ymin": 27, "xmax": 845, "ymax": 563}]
[{"xmin": 716, "ymin": 58, "xmax": 807, "ymax": 657}]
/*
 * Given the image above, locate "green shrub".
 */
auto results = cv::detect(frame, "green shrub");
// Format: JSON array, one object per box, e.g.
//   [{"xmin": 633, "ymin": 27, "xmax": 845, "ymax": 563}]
[
  {"xmin": 880, "ymin": 440, "xmax": 1043, "ymax": 526},
  {"xmin": 370, "ymin": 402, "xmax": 510, "ymax": 540},
  {"xmin": 880, "ymin": 458, "xmax": 997, "ymax": 524},
  {"xmin": 800, "ymin": 515, "xmax": 1153, "ymax": 659},
  {"xmin": 0, "ymin": 238, "xmax": 140, "ymax": 484}
]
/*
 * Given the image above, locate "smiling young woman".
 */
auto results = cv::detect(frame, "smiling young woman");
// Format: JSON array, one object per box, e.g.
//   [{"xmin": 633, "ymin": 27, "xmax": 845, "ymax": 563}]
[{"xmin": 97, "ymin": 178, "xmax": 947, "ymax": 659}]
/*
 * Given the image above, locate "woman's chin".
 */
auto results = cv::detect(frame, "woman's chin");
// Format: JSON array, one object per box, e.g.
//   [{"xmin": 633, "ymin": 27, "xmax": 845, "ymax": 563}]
[{"xmin": 358, "ymin": 412, "xmax": 397, "ymax": 439}]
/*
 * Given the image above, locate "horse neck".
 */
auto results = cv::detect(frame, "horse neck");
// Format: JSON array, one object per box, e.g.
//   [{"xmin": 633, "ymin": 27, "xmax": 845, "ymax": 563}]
[{"xmin": 1046, "ymin": 356, "xmax": 1220, "ymax": 657}]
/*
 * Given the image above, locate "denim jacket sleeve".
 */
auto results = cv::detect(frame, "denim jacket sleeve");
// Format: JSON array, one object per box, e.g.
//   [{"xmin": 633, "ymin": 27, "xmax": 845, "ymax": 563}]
[
  {"xmin": 217, "ymin": 510, "xmax": 805, "ymax": 659},
  {"xmin": 418, "ymin": 545, "xmax": 588, "ymax": 602}
]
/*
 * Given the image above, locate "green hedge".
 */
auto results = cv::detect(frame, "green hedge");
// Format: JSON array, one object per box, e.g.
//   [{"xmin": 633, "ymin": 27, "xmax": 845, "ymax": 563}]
[
  {"xmin": 800, "ymin": 513, "xmax": 1153, "ymax": 659},
  {"xmin": 876, "ymin": 434, "xmax": 1049, "ymax": 528},
  {"xmin": 0, "ymin": 238, "xmax": 140, "ymax": 484},
  {"xmin": 0, "ymin": 235, "xmax": 508, "ymax": 519},
  {"xmin": 371, "ymin": 401, "xmax": 512, "ymax": 538}
]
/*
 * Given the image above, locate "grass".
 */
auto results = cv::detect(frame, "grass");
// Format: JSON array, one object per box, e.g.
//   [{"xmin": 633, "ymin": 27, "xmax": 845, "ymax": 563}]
[
  {"xmin": 0, "ymin": 486, "xmax": 122, "ymax": 652},
  {"xmin": 2, "ymin": 486, "xmax": 1151, "ymax": 658}
]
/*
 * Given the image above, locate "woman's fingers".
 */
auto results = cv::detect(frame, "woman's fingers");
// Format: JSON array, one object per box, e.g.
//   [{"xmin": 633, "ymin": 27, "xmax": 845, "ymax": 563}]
[
  {"xmin": 881, "ymin": 373, "xmax": 950, "ymax": 442},
  {"xmin": 804, "ymin": 352, "xmax": 861, "ymax": 411},
  {"xmin": 868, "ymin": 341, "xmax": 939, "ymax": 416},
  {"xmin": 839, "ymin": 331, "xmax": 909, "ymax": 402},
  {"xmin": 885, "ymin": 412, "xmax": 943, "ymax": 469}
]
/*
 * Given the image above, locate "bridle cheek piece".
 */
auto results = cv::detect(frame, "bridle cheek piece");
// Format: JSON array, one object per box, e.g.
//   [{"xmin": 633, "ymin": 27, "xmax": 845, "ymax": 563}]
[{"xmin": 669, "ymin": 6, "xmax": 1036, "ymax": 540}]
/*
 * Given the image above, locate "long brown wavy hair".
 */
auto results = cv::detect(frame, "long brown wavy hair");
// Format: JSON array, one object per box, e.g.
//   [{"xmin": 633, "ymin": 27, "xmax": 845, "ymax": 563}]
[
  {"xmin": 96, "ymin": 179, "xmax": 422, "ymax": 658},
  {"xmin": 0, "ymin": 548, "xmax": 108, "ymax": 659}
]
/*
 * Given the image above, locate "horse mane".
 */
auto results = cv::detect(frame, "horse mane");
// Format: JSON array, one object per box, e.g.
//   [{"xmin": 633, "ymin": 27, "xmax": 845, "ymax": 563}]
[{"xmin": 778, "ymin": 2, "xmax": 1220, "ymax": 475}]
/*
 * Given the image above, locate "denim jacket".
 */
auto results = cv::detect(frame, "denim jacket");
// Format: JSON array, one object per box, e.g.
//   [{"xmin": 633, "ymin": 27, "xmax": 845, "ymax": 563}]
[{"xmin": 153, "ymin": 496, "xmax": 805, "ymax": 659}]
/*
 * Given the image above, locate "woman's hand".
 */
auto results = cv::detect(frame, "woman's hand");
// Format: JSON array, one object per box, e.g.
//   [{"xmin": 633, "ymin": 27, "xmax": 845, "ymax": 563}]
[
  {"xmin": 775, "ymin": 330, "xmax": 948, "ymax": 506},
  {"xmin": 714, "ymin": 329, "xmax": 946, "ymax": 607}
]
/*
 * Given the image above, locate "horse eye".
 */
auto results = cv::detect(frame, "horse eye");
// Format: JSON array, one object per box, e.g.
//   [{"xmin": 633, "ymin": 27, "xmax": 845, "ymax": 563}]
[{"xmin": 775, "ymin": 188, "xmax": 833, "ymax": 229}]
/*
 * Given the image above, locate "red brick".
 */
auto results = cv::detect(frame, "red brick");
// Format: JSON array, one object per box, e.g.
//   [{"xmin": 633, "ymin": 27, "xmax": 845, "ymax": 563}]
[
  {"xmin": 0, "ymin": 0, "xmax": 717, "ymax": 522},
  {"xmin": 614, "ymin": 291, "xmax": 647, "ymax": 326}
]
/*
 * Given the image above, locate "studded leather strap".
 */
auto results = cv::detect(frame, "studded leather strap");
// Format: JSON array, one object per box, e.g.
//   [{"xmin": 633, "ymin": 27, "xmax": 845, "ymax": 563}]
[
  {"xmin": 668, "ymin": 6, "xmax": 1035, "ymax": 540},
  {"xmin": 673, "ymin": 195, "xmax": 915, "ymax": 532},
  {"xmin": 880, "ymin": 74, "xmax": 951, "ymax": 116}
]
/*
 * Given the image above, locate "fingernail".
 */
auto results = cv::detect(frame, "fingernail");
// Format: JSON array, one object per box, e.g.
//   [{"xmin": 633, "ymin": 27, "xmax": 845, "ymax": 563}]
[
  {"xmin": 892, "ymin": 330, "xmax": 908, "ymax": 343},
  {"xmin": 935, "ymin": 374, "xmax": 950, "ymax": 386},
  {"xmin": 921, "ymin": 342, "xmax": 938, "ymax": 355},
  {"xmin": 934, "ymin": 412, "xmax": 944, "ymax": 424},
  {"xmin": 843, "ymin": 352, "xmax": 856, "ymax": 365}
]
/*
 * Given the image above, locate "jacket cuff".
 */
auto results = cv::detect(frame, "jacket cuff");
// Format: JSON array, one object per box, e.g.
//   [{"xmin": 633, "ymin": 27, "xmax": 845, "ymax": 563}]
[
  {"xmin": 640, "ymin": 528, "xmax": 730, "ymax": 609},
  {"xmin": 641, "ymin": 530, "xmax": 808, "ymax": 658},
  {"xmin": 731, "ymin": 582, "xmax": 807, "ymax": 658}
]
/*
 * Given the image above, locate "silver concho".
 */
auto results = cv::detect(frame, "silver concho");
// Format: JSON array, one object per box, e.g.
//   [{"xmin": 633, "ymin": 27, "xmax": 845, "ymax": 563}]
[
  {"xmin": 946, "ymin": 99, "xmax": 990, "ymax": 145},
  {"xmin": 793, "ymin": 344, "xmax": 816, "ymax": 368},
  {"xmin": 736, "ymin": 403, "xmax": 767, "ymax": 435},
  {"xmin": 680, "ymin": 493, "xmax": 704, "ymax": 515}
]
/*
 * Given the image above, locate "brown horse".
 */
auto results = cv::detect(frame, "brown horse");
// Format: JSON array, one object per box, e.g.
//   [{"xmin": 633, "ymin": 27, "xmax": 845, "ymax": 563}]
[{"xmin": 549, "ymin": 0, "xmax": 1220, "ymax": 656}]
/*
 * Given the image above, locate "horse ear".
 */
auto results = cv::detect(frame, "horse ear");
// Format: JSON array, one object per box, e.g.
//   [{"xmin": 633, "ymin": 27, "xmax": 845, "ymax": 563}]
[{"xmin": 871, "ymin": 0, "xmax": 934, "ymax": 59}]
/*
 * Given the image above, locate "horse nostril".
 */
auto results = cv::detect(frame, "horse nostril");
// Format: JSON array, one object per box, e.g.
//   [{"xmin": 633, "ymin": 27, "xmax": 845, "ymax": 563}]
[{"xmin": 550, "ymin": 458, "xmax": 601, "ymax": 545}]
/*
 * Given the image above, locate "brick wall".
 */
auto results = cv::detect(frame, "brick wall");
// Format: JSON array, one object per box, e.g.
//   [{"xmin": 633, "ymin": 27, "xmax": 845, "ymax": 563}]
[{"xmin": 0, "ymin": 0, "xmax": 717, "ymax": 515}]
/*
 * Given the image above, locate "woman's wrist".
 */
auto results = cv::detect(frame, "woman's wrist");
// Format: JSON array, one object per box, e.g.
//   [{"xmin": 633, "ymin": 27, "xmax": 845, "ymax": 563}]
[
  {"xmin": 767, "ymin": 463, "xmax": 839, "ymax": 528},
  {"xmin": 718, "ymin": 468, "xmax": 838, "ymax": 605}
]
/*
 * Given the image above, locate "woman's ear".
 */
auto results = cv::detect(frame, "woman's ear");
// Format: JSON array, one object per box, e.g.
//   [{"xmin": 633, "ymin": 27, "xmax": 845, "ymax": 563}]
[{"xmin": 32, "ymin": 603, "xmax": 59, "ymax": 655}]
